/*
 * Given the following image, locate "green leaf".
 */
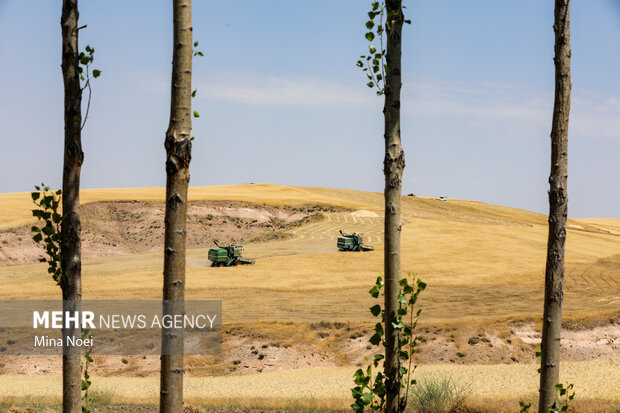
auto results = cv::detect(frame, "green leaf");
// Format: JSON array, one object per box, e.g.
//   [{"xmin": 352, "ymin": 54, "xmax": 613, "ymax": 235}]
[
  {"xmin": 366, "ymin": 21, "xmax": 374, "ymax": 30},
  {"xmin": 92, "ymin": 69, "xmax": 101, "ymax": 78},
  {"xmin": 365, "ymin": 32, "xmax": 375, "ymax": 42},
  {"xmin": 31, "ymin": 192, "xmax": 40, "ymax": 201},
  {"xmin": 361, "ymin": 392, "xmax": 374, "ymax": 404},
  {"xmin": 33, "ymin": 233, "xmax": 43, "ymax": 243},
  {"xmin": 374, "ymin": 322, "xmax": 383, "ymax": 336},
  {"xmin": 369, "ymin": 304, "xmax": 381, "ymax": 317},
  {"xmin": 190, "ymin": 136, "xmax": 195, "ymax": 141},
  {"xmin": 369, "ymin": 333, "xmax": 381, "ymax": 346},
  {"xmin": 372, "ymin": 1, "xmax": 379, "ymax": 11},
  {"xmin": 192, "ymin": 89, "xmax": 197, "ymax": 97},
  {"xmin": 369, "ymin": 45, "xmax": 377, "ymax": 54},
  {"xmin": 193, "ymin": 110, "xmax": 200, "ymax": 118},
  {"xmin": 417, "ymin": 279, "xmax": 427, "ymax": 290},
  {"xmin": 356, "ymin": 60, "xmax": 363, "ymax": 68},
  {"xmin": 194, "ymin": 41, "xmax": 199, "ymax": 47},
  {"xmin": 367, "ymin": 81, "xmax": 374, "ymax": 88},
  {"xmin": 369, "ymin": 285, "xmax": 380, "ymax": 298},
  {"xmin": 353, "ymin": 368, "xmax": 364, "ymax": 381},
  {"xmin": 392, "ymin": 320, "xmax": 404, "ymax": 330}
]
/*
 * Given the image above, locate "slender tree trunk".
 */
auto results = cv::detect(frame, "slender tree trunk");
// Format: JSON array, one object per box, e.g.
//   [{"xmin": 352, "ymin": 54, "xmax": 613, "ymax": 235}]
[
  {"xmin": 160, "ymin": 0, "xmax": 192, "ymax": 412},
  {"xmin": 538, "ymin": 1, "xmax": 571, "ymax": 411},
  {"xmin": 60, "ymin": 1, "xmax": 84, "ymax": 412},
  {"xmin": 383, "ymin": 1, "xmax": 405, "ymax": 411}
]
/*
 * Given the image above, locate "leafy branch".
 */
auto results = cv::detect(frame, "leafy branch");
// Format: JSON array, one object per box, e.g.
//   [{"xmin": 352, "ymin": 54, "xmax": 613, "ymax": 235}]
[
  {"xmin": 357, "ymin": 1, "xmax": 386, "ymax": 95},
  {"xmin": 81, "ymin": 328, "xmax": 94, "ymax": 413},
  {"xmin": 351, "ymin": 273, "xmax": 426, "ymax": 412},
  {"xmin": 31, "ymin": 184, "xmax": 96, "ymax": 412},
  {"xmin": 76, "ymin": 45, "xmax": 101, "ymax": 130},
  {"xmin": 31, "ymin": 184, "xmax": 63, "ymax": 285},
  {"xmin": 519, "ymin": 348, "xmax": 576, "ymax": 413},
  {"xmin": 356, "ymin": 1, "xmax": 411, "ymax": 96},
  {"xmin": 551, "ymin": 382, "xmax": 575, "ymax": 413}
]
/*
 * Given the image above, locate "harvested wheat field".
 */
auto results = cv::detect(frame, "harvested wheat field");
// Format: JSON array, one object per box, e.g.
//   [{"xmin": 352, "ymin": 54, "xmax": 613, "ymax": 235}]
[{"xmin": 0, "ymin": 184, "xmax": 618, "ymax": 411}]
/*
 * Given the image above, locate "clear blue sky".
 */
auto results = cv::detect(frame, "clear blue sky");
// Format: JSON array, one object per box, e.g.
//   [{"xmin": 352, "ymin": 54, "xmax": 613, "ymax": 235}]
[{"xmin": 0, "ymin": 0, "xmax": 618, "ymax": 217}]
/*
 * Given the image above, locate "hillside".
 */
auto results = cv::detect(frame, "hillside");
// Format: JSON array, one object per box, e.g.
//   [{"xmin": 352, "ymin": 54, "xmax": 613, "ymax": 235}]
[
  {"xmin": 1, "ymin": 184, "xmax": 619, "ymax": 410},
  {"xmin": 0, "ymin": 184, "xmax": 618, "ymax": 322}
]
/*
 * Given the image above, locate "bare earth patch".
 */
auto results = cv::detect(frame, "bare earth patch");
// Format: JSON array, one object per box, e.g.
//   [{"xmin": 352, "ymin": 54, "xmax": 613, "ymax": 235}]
[{"xmin": 1, "ymin": 320, "xmax": 617, "ymax": 378}]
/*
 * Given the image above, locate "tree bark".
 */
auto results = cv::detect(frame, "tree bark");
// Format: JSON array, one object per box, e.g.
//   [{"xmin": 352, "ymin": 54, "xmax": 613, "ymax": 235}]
[
  {"xmin": 60, "ymin": 1, "xmax": 84, "ymax": 412},
  {"xmin": 538, "ymin": 1, "xmax": 571, "ymax": 412},
  {"xmin": 383, "ymin": 1, "xmax": 405, "ymax": 411},
  {"xmin": 160, "ymin": 1, "xmax": 192, "ymax": 412}
]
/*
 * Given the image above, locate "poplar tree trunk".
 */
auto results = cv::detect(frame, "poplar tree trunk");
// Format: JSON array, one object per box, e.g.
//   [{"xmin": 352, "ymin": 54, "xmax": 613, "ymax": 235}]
[
  {"xmin": 60, "ymin": 1, "xmax": 84, "ymax": 412},
  {"xmin": 383, "ymin": 1, "xmax": 405, "ymax": 411},
  {"xmin": 538, "ymin": 1, "xmax": 571, "ymax": 411},
  {"xmin": 160, "ymin": 0, "xmax": 192, "ymax": 412}
]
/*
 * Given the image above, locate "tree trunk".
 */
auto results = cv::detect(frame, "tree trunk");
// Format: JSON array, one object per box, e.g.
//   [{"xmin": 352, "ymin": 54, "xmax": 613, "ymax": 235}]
[
  {"xmin": 160, "ymin": 0, "xmax": 192, "ymax": 412},
  {"xmin": 538, "ymin": 1, "xmax": 571, "ymax": 411},
  {"xmin": 383, "ymin": 1, "xmax": 405, "ymax": 411},
  {"xmin": 60, "ymin": 1, "xmax": 84, "ymax": 412}
]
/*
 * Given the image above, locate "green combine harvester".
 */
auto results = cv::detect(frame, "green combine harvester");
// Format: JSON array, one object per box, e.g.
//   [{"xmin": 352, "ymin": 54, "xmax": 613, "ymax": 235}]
[
  {"xmin": 337, "ymin": 230, "xmax": 374, "ymax": 252},
  {"xmin": 208, "ymin": 240, "xmax": 255, "ymax": 267}
]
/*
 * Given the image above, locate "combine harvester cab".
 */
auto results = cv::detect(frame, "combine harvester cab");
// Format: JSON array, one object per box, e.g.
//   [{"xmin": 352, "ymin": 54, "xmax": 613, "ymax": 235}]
[
  {"xmin": 337, "ymin": 230, "xmax": 374, "ymax": 252},
  {"xmin": 208, "ymin": 240, "xmax": 255, "ymax": 267}
]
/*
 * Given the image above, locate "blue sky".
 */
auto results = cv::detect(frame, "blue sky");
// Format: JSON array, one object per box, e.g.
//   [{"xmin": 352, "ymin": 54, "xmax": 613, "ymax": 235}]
[{"xmin": 0, "ymin": 0, "xmax": 618, "ymax": 217}]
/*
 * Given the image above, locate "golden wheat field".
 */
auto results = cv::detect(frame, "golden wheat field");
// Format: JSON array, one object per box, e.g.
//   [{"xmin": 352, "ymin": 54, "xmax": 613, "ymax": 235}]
[
  {"xmin": 0, "ymin": 184, "xmax": 619, "ymax": 409},
  {"xmin": 1, "ymin": 361, "xmax": 619, "ymax": 410},
  {"xmin": 0, "ymin": 185, "xmax": 618, "ymax": 322}
]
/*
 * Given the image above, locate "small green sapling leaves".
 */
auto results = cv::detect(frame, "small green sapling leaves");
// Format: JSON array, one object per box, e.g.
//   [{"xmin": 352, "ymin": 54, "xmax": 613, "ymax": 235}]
[
  {"xmin": 351, "ymin": 272, "xmax": 425, "ymax": 412},
  {"xmin": 31, "ymin": 184, "xmax": 63, "ymax": 285}
]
